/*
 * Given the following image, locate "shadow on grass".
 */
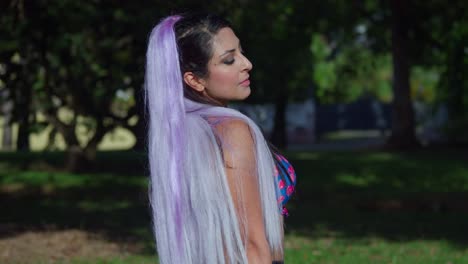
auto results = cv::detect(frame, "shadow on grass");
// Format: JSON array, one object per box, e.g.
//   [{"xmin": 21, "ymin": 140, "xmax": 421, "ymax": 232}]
[
  {"xmin": 1, "ymin": 149, "xmax": 468, "ymax": 253},
  {"xmin": 0, "ymin": 153, "xmax": 156, "ymax": 256},
  {"xmin": 286, "ymin": 149, "xmax": 468, "ymax": 249},
  {"xmin": 0, "ymin": 186, "xmax": 156, "ymax": 256}
]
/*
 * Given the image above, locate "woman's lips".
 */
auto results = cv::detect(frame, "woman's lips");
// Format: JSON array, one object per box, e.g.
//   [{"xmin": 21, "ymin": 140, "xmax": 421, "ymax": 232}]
[{"xmin": 240, "ymin": 78, "xmax": 250, "ymax": 87}]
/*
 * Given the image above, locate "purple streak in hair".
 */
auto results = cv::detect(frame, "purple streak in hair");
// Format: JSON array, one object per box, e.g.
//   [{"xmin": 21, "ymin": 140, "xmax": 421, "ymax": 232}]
[
  {"xmin": 160, "ymin": 15, "xmax": 184, "ymax": 245},
  {"xmin": 145, "ymin": 15, "xmax": 185, "ymax": 254}
]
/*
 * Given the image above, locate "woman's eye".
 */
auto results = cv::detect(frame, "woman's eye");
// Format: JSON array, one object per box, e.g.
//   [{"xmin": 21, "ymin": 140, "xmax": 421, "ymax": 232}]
[{"xmin": 223, "ymin": 58, "xmax": 235, "ymax": 65}]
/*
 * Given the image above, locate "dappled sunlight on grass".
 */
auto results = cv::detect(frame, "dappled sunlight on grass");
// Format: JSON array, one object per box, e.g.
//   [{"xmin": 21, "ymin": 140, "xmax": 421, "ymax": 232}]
[
  {"xmin": 284, "ymin": 229, "xmax": 468, "ymax": 264},
  {"xmin": 293, "ymin": 151, "xmax": 321, "ymax": 160},
  {"xmin": 335, "ymin": 171, "xmax": 379, "ymax": 187},
  {"xmin": 77, "ymin": 200, "xmax": 134, "ymax": 212},
  {"xmin": 0, "ymin": 170, "xmax": 148, "ymax": 191},
  {"xmin": 1, "ymin": 150, "xmax": 468, "ymax": 262},
  {"xmin": 1, "ymin": 171, "xmax": 89, "ymax": 188},
  {"xmin": 289, "ymin": 151, "xmax": 468, "ymax": 193}
]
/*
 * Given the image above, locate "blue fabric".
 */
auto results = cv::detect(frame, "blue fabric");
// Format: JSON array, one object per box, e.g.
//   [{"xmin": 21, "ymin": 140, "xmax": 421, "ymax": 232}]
[{"xmin": 273, "ymin": 153, "xmax": 296, "ymax": 215}]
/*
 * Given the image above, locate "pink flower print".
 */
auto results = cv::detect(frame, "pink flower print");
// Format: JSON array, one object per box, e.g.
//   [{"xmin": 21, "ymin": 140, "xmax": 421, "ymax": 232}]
[
  {"xmin": 274, "ymin": 166, "xmax": 279, "ymax": 176},
  {"xmin": 282, "ymin": 207, "xmax": 289, "ymax": 216},
  {"xmin": 288, "ymin": 166, "xmax": 296, "ymax": 181},
  {"xmin": 278, "ymin": 179, "xmax": 285, "ymax": 189},
  {"xmin": 278, "ymin": 196, "xmax": 285, "ymax": 204},
  {"xmin": 275, "ymin": 154, "xmax": 285, "ymax": 162},
  {"xmin": 280, "ymin": 155, "xmax": 286, "ymax": 162},
  {"xmin": 286, "ymin": 185, "xmax": 294, "ymax": 196}
]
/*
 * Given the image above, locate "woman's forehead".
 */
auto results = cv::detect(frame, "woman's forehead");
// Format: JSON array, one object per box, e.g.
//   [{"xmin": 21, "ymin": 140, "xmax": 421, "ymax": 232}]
[{"xmin": 212, "ymin": 28, "xmax": 240, "ymax": 55}]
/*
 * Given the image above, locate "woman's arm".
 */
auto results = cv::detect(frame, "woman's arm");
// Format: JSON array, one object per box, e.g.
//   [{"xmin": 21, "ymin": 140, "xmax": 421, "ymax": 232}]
[{"xmin": 214, "ymin": 119, "xmax": 272, "ymax": 264}]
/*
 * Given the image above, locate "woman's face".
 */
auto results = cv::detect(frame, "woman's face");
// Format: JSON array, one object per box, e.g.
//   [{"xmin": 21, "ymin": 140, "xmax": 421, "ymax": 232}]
[{"xmin": 201, "ymin": 27, "xmax": 253, "ymax": 106}]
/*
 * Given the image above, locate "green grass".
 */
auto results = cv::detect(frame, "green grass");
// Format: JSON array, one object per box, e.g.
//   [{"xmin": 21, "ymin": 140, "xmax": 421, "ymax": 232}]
[
  {"xmin": 67, "ymin": 256, "xmax": 158, "ymax": 264},
  {"xmin": 290, "ymin": 150, "xmax": 468, "ymax": 193},
  {"xmin": 1, "ymin": 149, "xmax": 468, "ymax": 263},
  {"xmin": 284, "ymin": 235, "xmax": 468, "ymax": 263}
]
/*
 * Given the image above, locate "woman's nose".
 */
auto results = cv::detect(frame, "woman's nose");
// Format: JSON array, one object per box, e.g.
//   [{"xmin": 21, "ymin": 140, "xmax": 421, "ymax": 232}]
[{"xmin": 241, "ymin": 54, "xmax": 253, "ymax": 71}]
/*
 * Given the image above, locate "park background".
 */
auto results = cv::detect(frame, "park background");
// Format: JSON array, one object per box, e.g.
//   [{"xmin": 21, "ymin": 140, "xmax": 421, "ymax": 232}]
[{"xmin": 1, "ymin": 0, "xmax": 467, "ymax": 263}]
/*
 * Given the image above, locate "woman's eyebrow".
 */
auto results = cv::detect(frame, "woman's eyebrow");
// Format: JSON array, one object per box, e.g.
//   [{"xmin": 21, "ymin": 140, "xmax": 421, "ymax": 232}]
[
  {"xmin": 219, "ymin": 48, "xmax": 236, "ymax": 57},
  {"xmin": 219, "ymin": 40, "xmax": 241, "ymax": 57}
]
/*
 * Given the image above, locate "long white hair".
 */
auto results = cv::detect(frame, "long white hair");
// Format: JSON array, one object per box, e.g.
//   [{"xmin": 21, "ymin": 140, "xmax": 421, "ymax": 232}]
[{"xmin": 145, "ymin": 14, "xmax": 283, "ymax": 264}]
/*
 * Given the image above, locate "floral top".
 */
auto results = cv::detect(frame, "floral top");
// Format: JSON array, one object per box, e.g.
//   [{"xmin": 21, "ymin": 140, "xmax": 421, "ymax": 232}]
[{"xmin": 274, "ymin": 153, "xmax": 296, "ymax": 216}]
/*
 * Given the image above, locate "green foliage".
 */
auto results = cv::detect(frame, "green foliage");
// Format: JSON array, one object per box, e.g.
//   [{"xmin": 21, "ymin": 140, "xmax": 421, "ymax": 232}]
[
  {"xmin": 310, "ymin": 33, "xmax": 394, "ymax": 103},
  {"xmin": 0, "ymin": 0, "xmax": 174, "ymax": 154},
  {"xmin": 310, "ymin": 34, "xmax": 337, "ymax": 97},
  {"xmin": 310, "ymin": 28, "xmax": 443, "ymax": 105},
  {"xmin": 434, "ymin": 19, "xmax": 468, "ymax": 143},
  {"xmin": 1, "ymin": 0, "xmax": 467, "ymax": 150},
  {"xmin": 410, "ymin": 66, "xmax": 439, "ymax": 102}
]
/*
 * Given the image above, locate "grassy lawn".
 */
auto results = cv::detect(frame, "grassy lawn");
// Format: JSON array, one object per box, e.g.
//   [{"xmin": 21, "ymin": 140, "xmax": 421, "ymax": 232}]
[{"xmin": 1, "ymin": 149, "xmax": 468, "ymax": 263}]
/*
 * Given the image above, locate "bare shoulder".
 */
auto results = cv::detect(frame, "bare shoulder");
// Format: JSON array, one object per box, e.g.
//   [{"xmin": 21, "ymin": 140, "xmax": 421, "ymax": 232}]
[
  {"xmin": 212, "ymin": 118, "xmax": 254, "ymax": 145},
  {"xmin": 211, "ymin": 118, "xmax": 255, "ymax": 168}
]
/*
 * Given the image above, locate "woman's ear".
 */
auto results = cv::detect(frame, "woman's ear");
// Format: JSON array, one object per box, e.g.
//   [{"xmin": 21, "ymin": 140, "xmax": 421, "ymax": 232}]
[{"xmin": 183, "ymin": 72, "xmax": 206, "ymax": 92}]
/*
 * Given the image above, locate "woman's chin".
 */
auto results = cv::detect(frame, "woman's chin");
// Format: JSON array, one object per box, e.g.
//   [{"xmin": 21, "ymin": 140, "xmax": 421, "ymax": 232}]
[{"xmin": 241, "ymin": 87, "xmax": 251, "ymax": 99}]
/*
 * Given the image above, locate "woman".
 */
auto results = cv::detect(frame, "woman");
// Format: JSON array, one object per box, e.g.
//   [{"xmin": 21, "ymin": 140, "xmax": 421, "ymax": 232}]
[{"xmin": 145, "ymin": 13, "xmax": 296, "ymax": 264}]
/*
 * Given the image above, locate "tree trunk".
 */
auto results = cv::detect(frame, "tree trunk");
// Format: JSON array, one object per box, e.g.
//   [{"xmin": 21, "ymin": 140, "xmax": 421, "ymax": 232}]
[
  {"xmin": 270, "ymin": 89, "xmax": 288, "ymax": 149},
  {"xmin": 131, "ymin": 87, "xmax": 146, "ymax": 151},
  {"xmin": 16, "ymin": 85, "xmax": 31, "ymax": 151},
  {"xmin": 1, "ymin": 93, "xmax": 13, "ymax": 150},
  {"xmin": 2, "ymin": 123, "xmax": 13, "ymax": 150},
  {"xmin": 445, "ymin": 38, "xmax": 467, "ymax": 144},
  {"xmin": 446, "ymin": 40, "xmax": 465, "ymax": 117},
  {"xmin": 132, "ymin": 116, "xmax": 146, "ymax": 151},
  {"xmin": 66, "ymin": 145, "xmax": 92, "ymax": 173},
  {"xmin": 387, "ymin": 0, "xmax": 419, "ymax": 149},
  {"xmin": 16, "ymin": 117, "xmax": 30, "ymax": 151}
]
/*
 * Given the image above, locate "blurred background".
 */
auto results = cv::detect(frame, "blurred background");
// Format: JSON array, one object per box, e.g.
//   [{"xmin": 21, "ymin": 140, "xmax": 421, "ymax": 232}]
[{"xmin": 0, "ymin": 0, "xmax": 467, "ymax": 263}]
